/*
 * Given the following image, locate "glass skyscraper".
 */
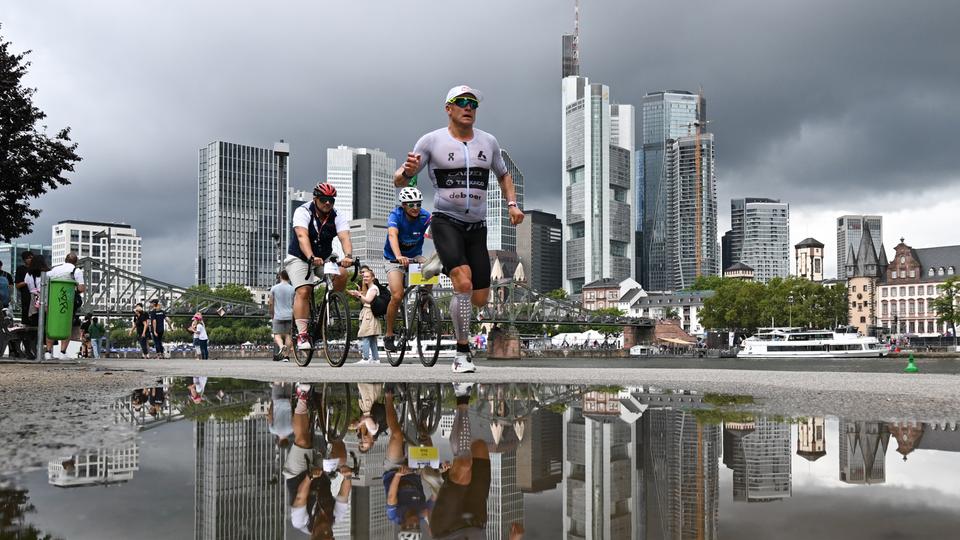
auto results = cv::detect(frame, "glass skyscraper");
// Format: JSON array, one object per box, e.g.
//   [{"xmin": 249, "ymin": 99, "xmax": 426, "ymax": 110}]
[
  {"xmin": 836, "ymin": 215, "xmax": 883, "ymax": 279},
  {"xmin": 486, "ymin": 149, "xmax": 524, "ymax": 251},
  {"xmin": 729, "ymin": 198, "xmax": 790, "ymax": 283},
  {"xmin": 641, "ymin": 91, "xmax": 715, "ymax": 291},
  {"xmin": 196, "ymin": 140, "xmax": 289, "ymax": 289},
  {"xmin": 326, "ymin": 146, "xmax": 396, "ymax": 223}
]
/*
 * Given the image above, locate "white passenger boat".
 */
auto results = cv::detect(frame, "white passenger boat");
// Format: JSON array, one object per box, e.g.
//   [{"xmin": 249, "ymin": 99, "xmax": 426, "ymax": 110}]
[{"xmin": 739, "ymin": 327, "xmax": 888, "ymax": 358}]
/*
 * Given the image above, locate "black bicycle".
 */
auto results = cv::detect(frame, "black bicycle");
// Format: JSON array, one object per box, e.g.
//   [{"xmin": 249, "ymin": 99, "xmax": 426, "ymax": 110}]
[
  {"xmin": 385, "ymin": 262, "xmax": 443, "ymax": 367},
  {"xmin": 390, "ymin": 383, "xmax": 443, "ymax": 446},
  {"xmin": 292, "ymin": 255, "xmax": 360, "ymax": 368}
]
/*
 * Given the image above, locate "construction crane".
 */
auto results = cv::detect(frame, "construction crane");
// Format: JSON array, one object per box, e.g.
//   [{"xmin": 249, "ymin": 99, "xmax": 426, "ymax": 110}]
[{"xmin": 687, "ymin": 88, "xmax": 709, "ymax": 278}]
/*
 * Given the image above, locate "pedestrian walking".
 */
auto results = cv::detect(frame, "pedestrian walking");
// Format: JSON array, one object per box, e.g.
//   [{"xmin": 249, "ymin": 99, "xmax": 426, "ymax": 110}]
[
  {"xmin": 14, "ymin": 251, "xmax": 34, "ymax": 325},
  {"xmin": 46, "ymin": 252, "xmax": 86, "ymax": 358},
  {"xmin": 349, "ymin": 266, "xmax": 382, "ymax": 365},
  {"xmin": 132, "ymin": 303, "xmax": 151, "ymax": 358},
  {"xmin": 268, "ymin": 270, "xmax": 295, "ymax": 362},
  {"xmin": 190, "ymin": 312, "xmax": 209, "ymax": 360}
]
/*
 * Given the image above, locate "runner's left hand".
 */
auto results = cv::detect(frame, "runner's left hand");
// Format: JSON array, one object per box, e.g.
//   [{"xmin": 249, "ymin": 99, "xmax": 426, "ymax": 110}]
[{"xmin": 508, "ymin": 206, "xmax": 525, "ymax": 225}]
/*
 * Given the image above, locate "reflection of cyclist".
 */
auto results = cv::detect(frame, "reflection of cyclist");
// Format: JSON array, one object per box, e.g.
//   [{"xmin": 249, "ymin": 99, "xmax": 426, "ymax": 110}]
[
  {"xmin": 383, "ymin": 187, "xmax": 432, "ymax": 353},
  {"xmin": 429, "ymin": 383, "xmax": 491, "ymax": 539},
  {"xmin": 285, "ymin": 182, "xmax": 355, "ymax": 351},
  {"xmin": 395, "ymin": 85, "xmax": 524, "ymax": 373}
]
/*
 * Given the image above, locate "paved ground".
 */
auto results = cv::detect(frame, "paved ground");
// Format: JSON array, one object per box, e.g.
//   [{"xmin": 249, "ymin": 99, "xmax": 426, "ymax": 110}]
[{"xmin": 2, "ymin": 357, "xmax": 959, "ymax": 476}]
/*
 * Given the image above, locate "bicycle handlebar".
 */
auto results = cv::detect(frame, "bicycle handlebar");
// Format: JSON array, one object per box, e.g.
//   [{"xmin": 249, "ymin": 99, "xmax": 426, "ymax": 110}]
[{"xmin": 305, "ymin": 255, "xmax": 362, "ymax": 282}]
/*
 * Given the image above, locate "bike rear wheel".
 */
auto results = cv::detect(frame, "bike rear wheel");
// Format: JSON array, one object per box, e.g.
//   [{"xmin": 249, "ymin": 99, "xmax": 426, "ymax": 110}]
[
  {"xmin": 321, "ymin": 291, "xmax": 351, "ymax": 367},
  {"xmin": 415, "ymin": 293, "xmax": 442, "ymax": 367},
  {"xmin": 319, "ymin": 383, "xmax": 354, "ymax": 441}
]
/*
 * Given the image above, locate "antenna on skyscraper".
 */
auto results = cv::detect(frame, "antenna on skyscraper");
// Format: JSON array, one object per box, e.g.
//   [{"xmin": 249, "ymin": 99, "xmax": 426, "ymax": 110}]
[{"xmin": 574, "ymin": 0, "xmax": 580, "ymax": 65}]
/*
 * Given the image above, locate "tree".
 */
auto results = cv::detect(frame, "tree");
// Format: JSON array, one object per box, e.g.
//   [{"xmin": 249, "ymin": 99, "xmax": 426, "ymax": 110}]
[
  {"xmin": 545, "ymin": 288, "xmax": 568, "ymax": 300},
  {"xmin": 932, "ymin": 276, "xmax": 960, "ymax": 338},
  {"xmin": 690, "ymin": 275, "xmax": 725, "ymax": 291},
  {"xmin": 214, "ymin": 283, "xmax": 254, "ymax": 303},
  {"xmin": 0, "ymin": 29, "xmax": 81, "ymax": 242}
]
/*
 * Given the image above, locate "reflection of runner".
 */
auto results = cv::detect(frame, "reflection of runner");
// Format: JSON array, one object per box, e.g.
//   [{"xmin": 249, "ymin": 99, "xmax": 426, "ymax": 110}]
[{"xmin": 429, "ymin": 383, "xmax": 491, "ymax": 539}]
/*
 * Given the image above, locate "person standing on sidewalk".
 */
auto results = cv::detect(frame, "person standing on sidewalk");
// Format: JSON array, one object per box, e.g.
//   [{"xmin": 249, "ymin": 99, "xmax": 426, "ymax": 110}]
[
  {"xmin": 132, "ymin": 303, "xmax": 151, "ymax": 359},
  {"xmin": 268, "ymin": 270, "xmax": 295, "ymax": 362},
  {"xmin": 394, "ymin": 85, "xmax": 524, "ymax": 373},
  {"xmin": 46, "ymin": 253, "xmax": 86, "ymax": 358},
  {"xmin": 349, "ymin": 266, "xmax": 382, "ymax": 365},
  {"xmin": 149, "ymin": 299, "xmax": 167, "ymax": 358},
  {"xmin": 189, "ymin": 312, "xmax": 209, "ymax": 360},
  {"xmin": 14, "ymin": 251, "xmax": 34, "ymax": 325}
]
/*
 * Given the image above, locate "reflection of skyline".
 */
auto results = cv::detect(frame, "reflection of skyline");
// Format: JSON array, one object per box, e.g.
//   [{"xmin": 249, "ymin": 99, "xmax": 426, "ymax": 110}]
[
  {"xmin": 723, "ymin": 418, "xmax": 791, "ymax": 502},
  {"xmin": 343, "ymin": 436, "xmax": 396, "ymax": 540},
  {"xmin": 517, "ymin": 410, "xmax": 563, "ymax": 493},
  {"xmin": 194, "ymin": 411, "xmax": 283, "ymax": 540},
  {"xmin": 839, "ymin": 421, "xmax": 890, "ymax": 485},
  {"xmin": 797, "ymin": 417, "xmax": 827, "ymax": 462},
  {"xmin": 47, "ymin": 441, "xmax": 140, "ymax": 488},
  {"xmin": 641, "ymin": 397, "xmax": 720, "ymax": 540}
]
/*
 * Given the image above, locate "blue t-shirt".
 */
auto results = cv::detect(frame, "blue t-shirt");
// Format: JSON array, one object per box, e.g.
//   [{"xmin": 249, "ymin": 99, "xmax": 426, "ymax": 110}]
[
  {"xmin": 383, "ymin": 207, "xmax": 431, "ymax": 260},
  {"xmin": 382, "ymin": 469, "xmax": 433, "ymax": 525}
]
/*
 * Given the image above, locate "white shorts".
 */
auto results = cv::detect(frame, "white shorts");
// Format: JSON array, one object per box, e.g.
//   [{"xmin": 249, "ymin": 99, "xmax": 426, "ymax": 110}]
[
  {"xmin": 283, "ymin": 443, "xmax": 313, "ymax": 479},
  {"xmin": 284, "ymin": 255, "xmax": 320, "ymax": 290},
  {"xmin": 384, "ymin": 256, "xmax": 426, "ymax": 276}
]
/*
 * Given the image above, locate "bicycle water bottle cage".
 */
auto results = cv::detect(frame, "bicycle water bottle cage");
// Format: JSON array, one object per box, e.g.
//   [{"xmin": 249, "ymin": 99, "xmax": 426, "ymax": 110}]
[{"xmin": 324, "ymin": 261, "xmax": 341, "ymax": 276}]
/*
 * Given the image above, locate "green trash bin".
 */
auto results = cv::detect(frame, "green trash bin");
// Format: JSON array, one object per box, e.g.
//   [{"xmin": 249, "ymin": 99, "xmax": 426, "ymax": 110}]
[{"xmin": 47, "ymin": 277, "xmax": 77, "ymax": 340}]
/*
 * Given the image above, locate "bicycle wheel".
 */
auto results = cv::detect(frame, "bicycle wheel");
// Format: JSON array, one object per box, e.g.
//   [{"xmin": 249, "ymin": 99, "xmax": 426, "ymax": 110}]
[
  {"xmin": 415, "ymin": 293, "xmax": 442, "ymax": 367},
  {"xmin": 409, "ymin": 383, "xmax": 442, "ymax": 438},
  {"xmin": 321, "ymin": 291, "xmax": 351, "ymax": 367},
  {"xmin": 387, "ymin": 288, "xmax": 416, "ymax": 367},
  {"xmin": 320, "ymin": 383, "xmax": 353, "ymax": 442}
]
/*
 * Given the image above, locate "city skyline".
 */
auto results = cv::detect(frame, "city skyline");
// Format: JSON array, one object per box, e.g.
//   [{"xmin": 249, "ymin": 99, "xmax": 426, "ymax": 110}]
[{"xmin": 5, "ymin": 1, "xmax": 960, "ymax": 286}]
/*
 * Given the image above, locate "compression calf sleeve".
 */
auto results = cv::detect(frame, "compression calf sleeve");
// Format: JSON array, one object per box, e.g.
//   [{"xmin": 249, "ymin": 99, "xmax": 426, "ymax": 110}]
[
  {"xmin": 450, "ymin": 292, "xmax": 472, "ymax": 344},
  {"xmin": 449, "ymin": 406, "xmax": 473, "ymax": 458},
  {"xmin": 295, "ymin": 319, "xmax": 308, "ymax": 334}
]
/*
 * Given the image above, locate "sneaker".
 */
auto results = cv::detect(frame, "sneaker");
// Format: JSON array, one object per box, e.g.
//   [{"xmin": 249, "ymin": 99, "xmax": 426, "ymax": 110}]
[
  {"xmin": 384, "ymin": 335, "xmax": 397, "ymax": 352},
  {"xmin": 272, "ymin": 354, "xmax": 282, "ymax": 362},
  {"xmin": 296, "ymin": 332, "xmax": 312, "ymax": 350},
  {"xmin": 452, "ymin": 353, "xmax": 477, "ymax": 373},
  {"xmin": 421, "ymin": 252, "xmax": 442, "ymax": 280},
  {"xmin": 44, "ymin": 351, "xmax": 53, "ymax": 361},
  {"xmin": 354, "ymin": 358, "xmax": 370, "ymax": 365},
  {"xmin": 282, "ymin": 356, "xmax": 290, "ymax": 363},
  {"xmin": 295, "ymin": 384, "xmax": 312, "ymax": 400},
  {"xmin": 453, "ymin": 382, "xmax": 475, "ymax": 397}
]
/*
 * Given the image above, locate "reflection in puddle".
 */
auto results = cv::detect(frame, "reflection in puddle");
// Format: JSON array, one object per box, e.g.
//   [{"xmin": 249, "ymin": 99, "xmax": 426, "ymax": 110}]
[{"xmin": 3, "ymin": 378, "xmax": 960, "ymax": 539}]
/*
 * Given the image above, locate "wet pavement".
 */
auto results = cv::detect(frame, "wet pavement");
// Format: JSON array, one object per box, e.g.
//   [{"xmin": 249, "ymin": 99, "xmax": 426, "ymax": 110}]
[{"xmin": 2, "ymin": 369, "xmax": 959, "ymax": 539}]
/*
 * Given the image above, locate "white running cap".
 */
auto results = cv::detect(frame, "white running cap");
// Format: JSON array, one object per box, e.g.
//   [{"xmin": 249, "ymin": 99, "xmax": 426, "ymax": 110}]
[{"xmin": 445, "ymin": 85, "xmax": 483, "ymax": 103}]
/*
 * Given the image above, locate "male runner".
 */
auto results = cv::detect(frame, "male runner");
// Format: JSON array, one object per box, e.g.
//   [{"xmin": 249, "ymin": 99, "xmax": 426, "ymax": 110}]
[
  {"xmin": 286, "ymin": 182, "xmax": 354, "ymax": 350},
  {"xmin": 382, "ymin": 187, "xmax": 432, "ymax": 353},
  {"xmin": 394, "ymin": 85, "xmax": 524, "ymax": 373}
]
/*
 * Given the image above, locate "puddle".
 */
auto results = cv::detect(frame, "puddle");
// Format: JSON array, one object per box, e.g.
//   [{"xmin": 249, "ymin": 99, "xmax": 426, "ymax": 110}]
[{"xmin": 3, "ymin": 378, "xmax": 959, "ymax": 539}]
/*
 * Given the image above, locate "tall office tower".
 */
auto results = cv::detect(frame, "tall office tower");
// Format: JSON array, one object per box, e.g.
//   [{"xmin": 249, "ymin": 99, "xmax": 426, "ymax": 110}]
[
  {"xmin": 52, "ymin": 220, "xmax": 142, "ymax": 305},
  {"xmin": 723, "ymin": 417, "xmax": 792, "ymax": 502},
  {"xmin": 641, "ymin": 91, "xmax": 708, "ymax": 291},
  {"xmin": 635, "ymin": 152, "xmax": 645, "ymax": 282},
  {"xmin": 326, "ymin": 145, "xmax": 397, "ymax": 222},
  {"xmin": 563, "ymin": 400, "xmax": 639, "ymax": 539},
  {"xmin": 728, "ymin": 198, "xmax": 790, "ymax": 282},
  {"xmin": 344, "ymin": 435, "xmax": 396, "ymax": 539},
  {"xmin": 487, "ymin": 149, "xmax": 525, "ymax": 251},
  {"xmin": 194, "ymin": 413, "xmax": 284, "ymax": 540},
  {"xmin": 197, "ymin": 141, "xmax": 289, "ymax": 289},
  {"xmin": 516, "ymin": 410, "xmax": 563, "ymax": 492},
  {"xmin": 348, "ymin": 219, "xmax": 390, "ymax": 281},
  {"xmin": 837, "ymin": 215, "xmax": 883, "ymax": 279},
  {"xmin": 561, "ymin": 76, "xmax": 635, "ymax": 294},
  {"xmin": 661, "ymin": 134, "xmax": 719, "ymax": 289},
  {"xmin": 487, "ymin": 447, "xmax": 524, "ymax": 540},
  {"xmin": 516, "ymin": 210, "xmax": 562, "ymax": 293},
  {"xmin": 285, "ymin": 188, "xmax": 312, "ymax": 253},
  {"xmin": 643, "ymin": 407, "xmax": 720, "ymax": 540},
  {"xmin": 839, "ymin": 420, "xmax": 890, "ymax": 485},
  {"xmin": 720, "ymin": 230, "xmax": 734, "ymax": 272}
]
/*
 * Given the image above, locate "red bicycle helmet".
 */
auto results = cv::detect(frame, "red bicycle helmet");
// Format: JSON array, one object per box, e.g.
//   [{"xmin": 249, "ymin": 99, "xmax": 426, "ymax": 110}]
[{"xmin": 313, "ymin": 182, "xmax": 337, "ymax": 198}]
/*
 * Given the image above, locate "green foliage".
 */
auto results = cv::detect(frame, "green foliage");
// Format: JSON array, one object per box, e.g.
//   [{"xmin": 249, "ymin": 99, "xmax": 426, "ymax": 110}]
[
  {"xmin": 699, "ymin": 276, "xmax": 848, "ymax": 332},
  {"xmin": 546, "ymin": 288, "xmax": 569, "ymax": 300},
  {"xmin": 214, "ymin": 283, "xmax": 254, "ymax": 303},
  {"xmin": 109, "ymin": 327, "xmax": 134, "ymax": 346},
  {"xmin": 207, "ymin": 326, "xmax": 234, "ymax": 344},
  {"xmin": 690, "ymin": 275, "xmax": 725, "ymax": 291},
  {"xmin": 703, "ymin": 393, "xmax": 755, "ymax": 406},
  {"xmin": 932, "ymin": 276, "xmax": 960, "ymax": 336},
  {"xmin": 588, "ymin": 385, "xmax": 625, "ymax": 395},
  {"xmin": 585, "ymin": 307, "xmax": 626, "ymax": 336},
  {"xmin": 182, "ymin": 401, "xmax": 255, "ymax": 423},
  {"xmin": 0, "ymin": 29, "xmax": 82, "ymax": 242},
  {"xmin": 692, "ymin": 409, "xmax": 756, "ymax": 425}
]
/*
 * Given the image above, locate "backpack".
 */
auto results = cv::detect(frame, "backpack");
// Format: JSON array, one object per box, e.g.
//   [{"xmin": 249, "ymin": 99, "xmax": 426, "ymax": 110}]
[{"xmin": 370, "ymin": 282, "xmax": 390, "ymax": 317}]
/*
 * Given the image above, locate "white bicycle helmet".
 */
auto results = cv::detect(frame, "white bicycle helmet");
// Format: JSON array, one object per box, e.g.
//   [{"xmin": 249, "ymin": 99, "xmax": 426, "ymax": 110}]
[
  {"xmin": 398, "ymin": 187, "xmax": 423, "ymax": 204},
  {"xmin": 397, "ymin": 532, "xmax": 422, "ymax": 540}
]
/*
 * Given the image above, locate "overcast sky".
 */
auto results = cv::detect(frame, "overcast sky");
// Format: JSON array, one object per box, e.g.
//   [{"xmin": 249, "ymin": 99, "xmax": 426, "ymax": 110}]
[{"xmin": 4, "ymin": 0, "xmax": 959, "ymax": 285}]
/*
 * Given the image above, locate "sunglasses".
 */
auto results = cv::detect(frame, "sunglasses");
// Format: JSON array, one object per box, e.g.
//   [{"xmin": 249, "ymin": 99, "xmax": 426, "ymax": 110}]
[
  {"xmin": 448, "ymin": 97, "xmax": 479, "ymax": 109},
  {"xmin": 404, "ymin": 202, "xmax": 422, "ymax": 208},
  {"xmin": 317, "ymin": 196, "xmax": 335, "ymax": 204}
]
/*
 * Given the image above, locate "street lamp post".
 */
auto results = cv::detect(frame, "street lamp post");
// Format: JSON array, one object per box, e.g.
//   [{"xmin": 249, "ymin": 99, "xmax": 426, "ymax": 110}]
[{"xmin": 788, "ymin": 295, "xmax": 795, "ymax": 328}]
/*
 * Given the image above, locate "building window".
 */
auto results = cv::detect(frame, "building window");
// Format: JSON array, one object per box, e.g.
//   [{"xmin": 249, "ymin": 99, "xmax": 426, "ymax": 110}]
[
  {"xmin": 881, "ymin": 301, "xmax": 888, "ymax": 316},
  {"xmin": 928, "ymin": 285, "xmax": 935, "ymax": 295},
  {"xmin": 899, "ymin": 286, "xmax": 906, "ymax": 296},
  {"xmin": 939, "ymin": 267, "xmax": 945, "ymax": 276},
  {"xmin": 891, "ymin": 288, "xmax": 897, "ymax": 297},
  {"xmin": 909, "ymin": 270, "xmax": 915, "ymax": 278},
  {"xmin": 851, "ymin": 285, "xmax": 857, "ymax": 292},
  {"xmin": 882, "ymin": 288, "xmax": 888, "ymax": 297},
  {"xmin": 929, "ymin": 268, "xmax": 935, "ymax": 277},
  {"xmin": 899, "ymin": 270, "xmax": 906, "ymax": 278},
  {"xmin": 909, "ymin": 286, "xmax": 915, "ymax": 296},
  {"xmin": 860, "ymin": 316, "xmax": 866, "ymax": 323},
  {"xmin": 890, "ymin": 271, "xmax": 897, "ymax": 280},
  {"xmin": 950, "ymin": 267, "xmax": 956, "ymax": 275}
]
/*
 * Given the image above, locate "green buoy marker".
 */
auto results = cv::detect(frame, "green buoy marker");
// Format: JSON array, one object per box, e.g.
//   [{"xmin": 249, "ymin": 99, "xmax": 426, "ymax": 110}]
[{"xmin": 904, "ymin": 353, "xmax": 919, "ymax": 373}]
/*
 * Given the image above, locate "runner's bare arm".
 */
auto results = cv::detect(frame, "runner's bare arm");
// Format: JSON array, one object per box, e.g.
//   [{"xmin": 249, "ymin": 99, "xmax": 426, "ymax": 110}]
[{"xmin": 497, "ymin": 173, "xmax": 525, "ymax": 225}]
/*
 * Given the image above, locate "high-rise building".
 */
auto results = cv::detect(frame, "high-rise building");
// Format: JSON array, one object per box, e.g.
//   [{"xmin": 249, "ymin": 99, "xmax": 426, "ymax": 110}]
[
  {"xmin": 486, "ymin": 149, "xmax": 525, "ymax": 251},
  {"xmin": 194, "ymin": 413, "xmax": 284, "ymax": 539},
  {"xmin": 516, "ymin": 410, "xmax": 563, "ymax": 493},
  {"xmin": 285, "ymin": 188, "xmax": 312, "ymax": 256},
  {"xmin": 641, "ymin": 91, "xmax": 706, "ymax": 291},
  {"xmin": 516, "ymin": 210, "xmax": 562, "ymax": 293},
  {"xmin": 723, "ymin": 418, "xmax": 792, "ymax": 502},
  {"xmin": 52, "ymin": 220, "xmax": 142, "ymax": 305},
  {"xmin": 836, "ymin": 215, "xmax": 883, "ymax": 279},
  {"xmin": 561, "ymin": 76, "xmax": 635, "ymax": 294},
  {"xmin": 326, "ymin": 145, "xmax": 396, "ymax": 223},
  {"xmin": 728, "ymin": 198, "xmax": 790, "ymax": 282},
  {"xmin": 197, "ymin": 140, "xmax": 290, "ymax": 289},
  {"xmin": 661, "ymin": 134, "xmax": 719, "ymax": 289},
  {"xmin": 487, "ymin": 447, "xmax": 523, "ymax": 540},
  {"xmin": 839, "ymin": 420, "xmax": 890, "ymax": 485},
  {"xmin": 349, "ymin": 219, "xmax": 390, "ymax": 281}
]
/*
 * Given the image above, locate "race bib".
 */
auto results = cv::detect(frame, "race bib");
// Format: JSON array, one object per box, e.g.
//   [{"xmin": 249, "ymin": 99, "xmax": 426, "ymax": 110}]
[{"xmin": 407, "ymin": 446, "xmax": 440, "ymax": 469}]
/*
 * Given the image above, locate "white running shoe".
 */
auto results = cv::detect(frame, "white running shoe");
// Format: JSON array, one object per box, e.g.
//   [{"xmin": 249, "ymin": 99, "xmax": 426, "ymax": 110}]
[
  {"xmin": 421, "ymin": 252, "xmax": 442, "ymax": 280},
  {"xmin": 453, "ymin": 382, "xmax": 475, "ymax": 397},
  {"xmin": 451, "ymin": 353, "xmax": 476, "ymax": 373},
  {"xmin": 296, "ymin": 332, "xmax": 312, "ymax": 350},
  {"xmin": 354, "ymin": 358, "xmax": 370, "ymax": 365},
  {"xmin": 44, "ymin": 352, "xmax": 53, "ymax": 361}
]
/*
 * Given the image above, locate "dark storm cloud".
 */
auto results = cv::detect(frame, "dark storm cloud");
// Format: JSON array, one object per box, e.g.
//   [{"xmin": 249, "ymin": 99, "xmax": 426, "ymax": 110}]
[{"xmin": 3, "ymin": 0, "xmax": 958, "ymax": 283}]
